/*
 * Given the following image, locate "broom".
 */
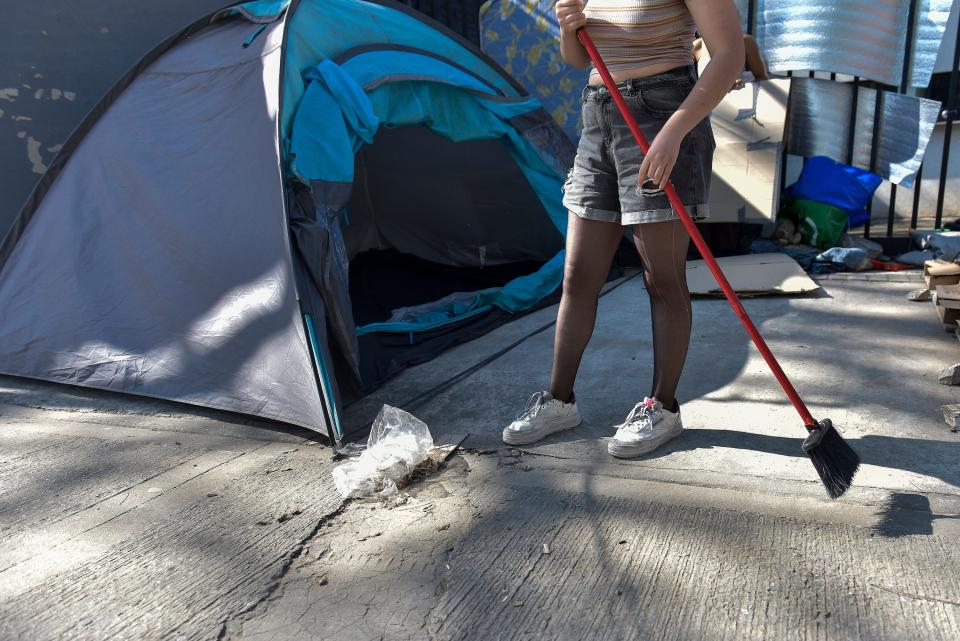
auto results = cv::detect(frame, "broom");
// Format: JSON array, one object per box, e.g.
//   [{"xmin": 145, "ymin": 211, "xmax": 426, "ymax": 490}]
[{"xmin": 576, "ymin": 29, "xmax": 860, "ymax": 498}]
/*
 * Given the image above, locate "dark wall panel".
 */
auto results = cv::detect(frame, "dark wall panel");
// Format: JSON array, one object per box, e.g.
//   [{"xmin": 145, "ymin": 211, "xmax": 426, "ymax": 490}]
[{"xmin": 0, "ymin": 1, "xmax": 227, "ymax": 239}]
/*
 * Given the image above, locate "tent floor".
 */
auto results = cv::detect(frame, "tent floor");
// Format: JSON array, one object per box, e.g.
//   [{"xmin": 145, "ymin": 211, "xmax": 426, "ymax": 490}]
[{"xmin": 348, "ymin": 248, "xmax": 548, "ymax": 327}]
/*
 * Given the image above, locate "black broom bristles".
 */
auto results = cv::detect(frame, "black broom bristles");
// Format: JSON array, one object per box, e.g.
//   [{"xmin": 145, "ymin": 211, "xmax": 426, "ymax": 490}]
[{"xmin": 803, "ymin": 419, "xmax": 860, "ymax": 499}]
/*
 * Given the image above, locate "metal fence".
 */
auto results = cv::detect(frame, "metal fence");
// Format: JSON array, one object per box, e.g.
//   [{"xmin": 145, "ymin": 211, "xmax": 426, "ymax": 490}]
[
  {"xmin": 750, "ymin": 1, "xmax": 960, "ymax": 242},
  {"xmin": 412, "ymin": 0, "xmax": 959, "ymax": 242}
]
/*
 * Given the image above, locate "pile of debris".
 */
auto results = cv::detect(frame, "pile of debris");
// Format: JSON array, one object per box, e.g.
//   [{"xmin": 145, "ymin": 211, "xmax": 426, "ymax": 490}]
[
  {"xmin": 919, "ymin": 259, "xmax": 960, "ymax": 330},
  {"xmin": 918, "ymin": 258, "xmax": 960, "ymax": 433},
  {"xmin": 752, "ymin": 156, "xmax": 915, "ymax": 274}
]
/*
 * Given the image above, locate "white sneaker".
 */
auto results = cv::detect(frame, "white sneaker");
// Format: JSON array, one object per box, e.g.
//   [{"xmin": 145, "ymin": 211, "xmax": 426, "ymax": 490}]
[
  {"xmin": 502, "ymin": 391, "xmax": 582, "ymax": 445},
  {"xmin": 608, "ymin": 397, "xmax": 684, "ymax": 458}
]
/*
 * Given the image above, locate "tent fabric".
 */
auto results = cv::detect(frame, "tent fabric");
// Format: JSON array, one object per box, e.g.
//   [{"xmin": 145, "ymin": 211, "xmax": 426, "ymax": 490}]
[
  {"xmin": 279, "ymin": 0, "xmax": 526, "ymax": 144},
  {"xmin": 0, "ymin": 19, "xmax": 327, "ymax": 431},
  {"xmin": 288, "ymin": 183, "xmax": 359, "ymax": 380},
  {"xmin": 289, "ymin": 50, "xmax": 570, "ymax": 336},
  {"xmin": 217, "ymin": 0, "xmax": 291, "ymax": 23},
  {"xmin": 0, "ymin": 0, "xmax": 575, "ymax": 441},
  {"xmin": 290, "ymin": 59, "xmax": 566, "ymax": 331}
]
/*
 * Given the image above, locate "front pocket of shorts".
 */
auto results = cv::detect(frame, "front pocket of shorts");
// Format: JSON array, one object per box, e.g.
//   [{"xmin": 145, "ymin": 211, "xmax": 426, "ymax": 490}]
[{"xmin": 640, "ymin": 82, "xmax": 692, "ymax": 118}]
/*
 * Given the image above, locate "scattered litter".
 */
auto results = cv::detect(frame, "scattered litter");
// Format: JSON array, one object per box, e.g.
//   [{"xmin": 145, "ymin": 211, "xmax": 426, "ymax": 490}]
[
  {"xmin": 147, "ymin": 487, "xmax": 162, "ymax": 493},
  {"xmin": 437, "ymin": 523, "xmax": 450, "ymax": 531},
  {"xmin": 542, "ymin": 543, "xmax": 551, "ymax": 555},
  {"xmin": 497, "ymin": 448, "xmax": 522, "ymax": 466},
  {"xmin": 842, "ymin": 235, "xmax": 883, "ymax": 258},
  {"xmin": 870, "ymin": 582, "xmax": 960, "ymax": 606},
  {"xmin": 206, "ymin": 492, "xmax": 219, "ymax": 498},
  {"xmin": 332, "ymin": 406, "xmax": 462, "ymax": 500},
  {"xmin": 914, "ymin": 230, "xmax": 960, "ymax": 262},
  {"xmin": 276, "ymin": 510, "xmax": 301, "ymax": 523},
  {"xmin": 940, "ymin": 404, "xmax": 960, "ymax": 432},
  {"xmin": 907, "ymin": 288, "xmax": 932, "ymax": 302},
  {"xmin": 813, "ymin": 247, "xmax": 871, "ymax": 272},
  {"xmin": 938, "ymin": 364, "xmax": 960, "ymax": 386},
  {"xmin": 317, "ymin": 575, "xmax": 329, "ymax": 586},
  {"xmin": 871, "ymin": 259, "xmax": 916, "ymax": 271},
  {"xmin": 772, "ymin": 218, "xmax": 801, "ymax": 245},
  {"xmin": 335, "ymin": 441, "xmax": 367, "ymax": 458},
  {"xmin": 513, "ymin": 598, "xmax": 524, "ymax": 607},
  {"xmin": 899, "ymin": 249, "xmax": 936, "ymax": 267}
]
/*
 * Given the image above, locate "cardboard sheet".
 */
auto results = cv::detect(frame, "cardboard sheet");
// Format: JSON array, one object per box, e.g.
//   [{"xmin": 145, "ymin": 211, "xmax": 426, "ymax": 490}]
[
  {"xmin": 701, "ymin": 74, "xmax": 791, "ymax": 224},
  {"xmin": 686, "ymin": 252, "xmax": 819, "ymax": 296},
  {"xmin": 924, "ymin": 259, "xmax": 960, "ymax": 277}
]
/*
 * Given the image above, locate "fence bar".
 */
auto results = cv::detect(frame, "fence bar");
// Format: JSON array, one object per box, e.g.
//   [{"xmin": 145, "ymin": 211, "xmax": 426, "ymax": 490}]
[
  {"xmin": 864, "ymin": 86, "xmax": 884, "ymax": 238},
  {"xmin": 888, "ymin": 184, "xmax": 898, "ymax": 236},
  {"xmin": 746, "ymin": 0, "xmax": 756, "ymax": 36},
  {"xmin": 911, "ymin": 163, "xmax": 923, "ymax": 229},
  {"xmin": 934, "ymin": 17, "xmax": 960, "ymax": 227},
  {"xmin": 846, "ymin": 76, "xmax": 861, "ymax": 166}
]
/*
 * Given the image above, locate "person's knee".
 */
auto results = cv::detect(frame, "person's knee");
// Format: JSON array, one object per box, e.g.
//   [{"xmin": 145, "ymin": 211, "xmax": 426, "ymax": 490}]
[
  {"xmin": 644, "ymin": 266, "xmax": 688, "ymax": 301},
  {"xmin": 562, "ymin": 262, "xmax": 604, "ymax": 301}
]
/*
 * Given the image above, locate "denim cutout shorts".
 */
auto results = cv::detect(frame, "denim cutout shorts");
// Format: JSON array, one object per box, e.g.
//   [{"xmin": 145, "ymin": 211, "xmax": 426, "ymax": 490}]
[{"xmin": 561, "ymin": 65, "xmax": 715, "ymax": 226}]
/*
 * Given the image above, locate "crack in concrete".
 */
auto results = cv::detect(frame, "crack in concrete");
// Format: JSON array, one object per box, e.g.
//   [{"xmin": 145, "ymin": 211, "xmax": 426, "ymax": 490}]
[
  {"xmin": 215, "ymin": 500, "xmax": 351, "ymax": 641},
  {"xmin": 421, "ymin": 545, "xmax": 456, "ymax": 639}
]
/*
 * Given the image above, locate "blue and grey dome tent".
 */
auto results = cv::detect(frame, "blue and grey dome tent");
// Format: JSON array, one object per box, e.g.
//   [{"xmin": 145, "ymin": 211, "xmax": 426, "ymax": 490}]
[{"xmin": 0, "ymin": 0, "xmax": 574, "ymax": 445}]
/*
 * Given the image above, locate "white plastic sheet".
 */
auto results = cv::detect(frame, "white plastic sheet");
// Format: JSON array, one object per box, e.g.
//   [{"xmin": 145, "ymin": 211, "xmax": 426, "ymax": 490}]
[{"xmin": 332, "ymin": 405, "xmax": 434, "ymax": 499}]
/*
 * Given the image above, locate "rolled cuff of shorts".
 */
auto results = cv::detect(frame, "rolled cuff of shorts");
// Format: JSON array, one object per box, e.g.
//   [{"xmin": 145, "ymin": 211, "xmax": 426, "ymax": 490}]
[
  {"xmin": 622, "ymin": 204, "xmax": 710, "ymax": 225},
  {"xmin": 563, "ymin": 198, "xmax": 622, "ymax": 224}
]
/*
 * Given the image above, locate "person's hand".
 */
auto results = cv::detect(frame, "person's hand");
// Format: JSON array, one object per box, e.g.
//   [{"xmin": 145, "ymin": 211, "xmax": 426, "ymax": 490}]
[
  {"xmin": 637, "ymin": 125, "xmax": 684, "ymax": 191},
  {"xmin": 555, "ymin": 0, "xmax": 587, "ymax": 35}
]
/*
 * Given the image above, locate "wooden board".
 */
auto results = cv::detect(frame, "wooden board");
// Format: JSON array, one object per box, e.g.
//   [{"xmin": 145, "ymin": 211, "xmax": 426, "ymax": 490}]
[
  {"xmin": 924, "ymin": 273, "xmax": 960, "ymax": 289},
  {"xmin": 933, "ymin": 292, "xmax": 960, "ymax": 325},
  {"xmin": 936, "ymin": 283, "xmax": 960, "ymax": 302}
]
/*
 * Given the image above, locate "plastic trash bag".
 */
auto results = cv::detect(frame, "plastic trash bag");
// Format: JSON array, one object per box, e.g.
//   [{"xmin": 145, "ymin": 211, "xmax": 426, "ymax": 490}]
[
  {"xmin": 779, "ymin": 197, "xmax": 848, "ymax": 250},
  {"xmin": 814, "ymin": 247, "xmax": 871, "ymax": 272},
  {"xmin": 784, "ymin": 156, "xmax": 882, "ymax": 227},
  {"xmin": 332, "ymin": 405, "xmax": 434, "ymax": 499},
  {"xmin": 913, "ymin": 230, "xmax": 960, "ymax": 262}
]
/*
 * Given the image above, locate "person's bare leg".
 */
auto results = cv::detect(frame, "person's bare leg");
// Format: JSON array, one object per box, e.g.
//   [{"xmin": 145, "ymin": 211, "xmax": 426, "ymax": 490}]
[
  {"xmin": 631, "ymin": 219, "xmax": 692, "ymax": 410},
  {"xmin": 549, "ymin": 212, "xmax": 624, "ymax": 402}
]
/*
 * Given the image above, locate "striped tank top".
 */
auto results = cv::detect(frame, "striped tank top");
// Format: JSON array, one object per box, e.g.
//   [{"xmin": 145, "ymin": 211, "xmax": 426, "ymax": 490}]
[{"xmin": 583, "ymin": 0, "xmax": 697, "ymax": 77}]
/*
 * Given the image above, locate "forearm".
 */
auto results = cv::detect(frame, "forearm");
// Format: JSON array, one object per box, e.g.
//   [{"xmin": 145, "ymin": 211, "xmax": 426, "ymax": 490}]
[
  {"xmin": 559, "ymin": 29, "xmax": 591, "ymax": 69},
  {"xmin": 661, "ymin": 47, "xmax": 743, "ymax": 138}
]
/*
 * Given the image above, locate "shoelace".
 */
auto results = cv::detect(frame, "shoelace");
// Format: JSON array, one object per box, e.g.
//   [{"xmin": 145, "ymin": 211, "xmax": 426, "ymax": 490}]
[
  {"xmin": 517, "ymin": 391, "xmax": 546, "ymax": 421},
  {"xmin": 616, "ymin": 400, "xmax": 660, "ymax": 433}
]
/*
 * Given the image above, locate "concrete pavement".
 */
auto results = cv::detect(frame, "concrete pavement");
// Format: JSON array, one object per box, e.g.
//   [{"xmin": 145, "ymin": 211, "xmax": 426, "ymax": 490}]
[{"xmin": 1, "ymin": 272, "xmax": 959, "ymax": 640}]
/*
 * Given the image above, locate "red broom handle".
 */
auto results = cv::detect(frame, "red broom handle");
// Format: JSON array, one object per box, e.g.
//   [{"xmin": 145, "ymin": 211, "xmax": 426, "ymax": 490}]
[{"xmin": 577, "ymin": 29, "xmax": 817, "ymax": 427}]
